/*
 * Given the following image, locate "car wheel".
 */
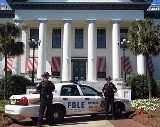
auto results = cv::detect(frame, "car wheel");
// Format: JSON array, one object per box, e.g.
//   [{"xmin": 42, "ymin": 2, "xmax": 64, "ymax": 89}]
[
  {"xmin": 52, "ymin": 107, "xmax": 65, "ymax": 123},
  {"xmin": 30, "ymin": 117, "xmax": 38, "ymax": 121},
  {"xmin": 114, "ymin": 102, "xmax": 123, "ymax": 119}
]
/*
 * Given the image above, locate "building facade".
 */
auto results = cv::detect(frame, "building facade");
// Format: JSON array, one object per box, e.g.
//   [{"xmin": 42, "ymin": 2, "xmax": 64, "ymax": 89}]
[{"xmin": 0, "ymin": 0, "xmax": 160, "ymax": 88}]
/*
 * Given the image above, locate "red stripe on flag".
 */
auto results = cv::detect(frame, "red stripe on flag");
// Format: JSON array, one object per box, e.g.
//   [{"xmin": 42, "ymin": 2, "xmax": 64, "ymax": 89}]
[
  {"xmin": 121, "ymin": 57, "xmax": 132, "ymax": 73},
  {"xmin": 27, "ymin": 57, "xmax": 38, "ymax": 72},
  {"xmin": 97, "ymin": 57, "xmax": 106, "ymax": 72},
  {"xmin": 147, "ymin": 56, "xmax": 154, "ymax": 72},
  {"xmin": 51, "ymin": 57, "xmax": 61, "ymax": 72}
]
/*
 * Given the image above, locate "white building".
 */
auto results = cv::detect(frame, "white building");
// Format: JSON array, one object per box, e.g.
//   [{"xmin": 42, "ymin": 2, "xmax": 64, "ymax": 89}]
[{"xmin": 0, "ymin": 0, "xmax": 160, "ymax": 92}]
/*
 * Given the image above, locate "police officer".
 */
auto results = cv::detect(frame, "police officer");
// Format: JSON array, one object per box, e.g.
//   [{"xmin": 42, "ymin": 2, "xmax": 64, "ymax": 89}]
[
  {"xmin": 102, "ymin": 76, "xmax": 117, "ymax": 120},
  {"xmin": 36, "ymin": 72, "xmax": 55, "ymax": 127}
]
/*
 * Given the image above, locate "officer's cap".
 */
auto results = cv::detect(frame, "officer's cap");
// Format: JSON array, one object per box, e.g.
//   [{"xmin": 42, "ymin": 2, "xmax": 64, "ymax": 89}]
[
  {"xmin": 41, "ymin": 72, "xmax": 51, "ymax": 77},
  {"xmin": 106, "ymin": 76, "xmax": 112, "ymax": 80}
]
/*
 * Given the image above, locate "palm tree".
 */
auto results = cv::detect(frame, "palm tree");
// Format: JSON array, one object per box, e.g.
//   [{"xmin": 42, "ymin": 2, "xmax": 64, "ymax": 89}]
[
  {"xmin": 0, "ymin": 22, "xmax": 24, "ymax": 100},
  {"xmin": 128, "ymin": 19, "xmax": 160, "ymax": 98}
]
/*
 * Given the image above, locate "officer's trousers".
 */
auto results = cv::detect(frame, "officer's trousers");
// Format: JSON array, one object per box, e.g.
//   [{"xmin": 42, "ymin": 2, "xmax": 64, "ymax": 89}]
[
  {"xmin": 37, "ymin": 98, "xmax": 53, "ymax": 126},
  {"xmin": 105, "ymin": 96, "xmax": 115, "ymax": 118}
]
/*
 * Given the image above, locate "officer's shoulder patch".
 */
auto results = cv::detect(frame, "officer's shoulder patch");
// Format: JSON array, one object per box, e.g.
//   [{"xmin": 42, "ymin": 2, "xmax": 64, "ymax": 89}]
[{"xmin": 36, "ymin": 83, "xmax": 40, "ymax": 87}]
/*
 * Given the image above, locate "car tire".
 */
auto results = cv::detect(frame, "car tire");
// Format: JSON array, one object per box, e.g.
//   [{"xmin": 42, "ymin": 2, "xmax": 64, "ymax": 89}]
[
  {"xmin": 114, "ymin": 102, "xmax": 123, "ymax": 119},
  {"xmin": 52, "ymin": 107, "xmax": 65, "ymax": 123}
]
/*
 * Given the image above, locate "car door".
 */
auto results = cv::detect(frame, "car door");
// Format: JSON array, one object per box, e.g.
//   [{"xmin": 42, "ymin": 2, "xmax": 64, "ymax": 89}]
[
  {"xmin": 60, "ymin": 85, "xmax": 86, "ymax": 115},
  {"xmin": 78, "ymin": 85, "xmax": 105, "ymax": 114}
]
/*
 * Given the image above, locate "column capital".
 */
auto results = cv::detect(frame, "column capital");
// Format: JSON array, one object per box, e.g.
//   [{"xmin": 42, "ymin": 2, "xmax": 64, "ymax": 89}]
[
  {"xmin": 22, "ymin": 26, "xmax": 28, "ymax": 30},
  {"xmin": 13, "ymin": 18, "xmax": 23, "ymax": 23},
  {"xmin": 38, "ymin": 18, "xmax": 48, "ymax": 23},
  {"xmin": 87, "ymin": 19, "xmax": 96, "ymax": 23},
  {"xmin": 136, "ymin": 19, "xmax": 142, "ymax": 21},
  {"xmin": 112, "ymin": 19, "xmax": 121, "ymax": 23},
  {"xmin": 63, "ymin": 19, "xmax": 72, "ymax": 23}
]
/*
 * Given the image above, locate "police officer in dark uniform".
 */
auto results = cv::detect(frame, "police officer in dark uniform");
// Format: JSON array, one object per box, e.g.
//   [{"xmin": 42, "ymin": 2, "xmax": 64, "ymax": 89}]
[
  {"xmin": 102, "ymin": 76, "xmax": 117, "ymax": 120},
  {"xmin": 36, "ymin": 72, "xmax": 55, "ymax": 127}
]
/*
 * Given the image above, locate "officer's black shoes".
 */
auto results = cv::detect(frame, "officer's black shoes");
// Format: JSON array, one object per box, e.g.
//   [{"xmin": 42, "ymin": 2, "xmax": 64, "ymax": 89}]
[
  {"xmin": 37, "ymin": 125, "xmax": 42, "ymax": 127},
  {"xmin": 49, "ymin": 124, "xmax": 56, "ymax": 126},
  {"xmin": 105, "ymin": 116, "xmax": 109, "ymax": 120},
  {"xmin": 112, "ymin": 117, "xmax": 115, "ymax": 120}
]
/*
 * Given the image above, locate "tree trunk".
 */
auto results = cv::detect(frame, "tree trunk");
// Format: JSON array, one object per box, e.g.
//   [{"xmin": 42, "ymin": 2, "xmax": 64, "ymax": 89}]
[
  {"xmin": 4, "ymin": 53, "xmax": 8, "ymax": 100},
  {"xmin": 145, "ymin": 55, "xmax": 152, "ymax": 98}
]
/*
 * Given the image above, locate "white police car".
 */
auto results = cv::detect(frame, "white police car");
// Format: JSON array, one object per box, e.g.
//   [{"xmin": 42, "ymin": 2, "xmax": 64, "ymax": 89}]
[{"xmin": 5, "ymin": 83, "xmax": 132, "ymax": 122}]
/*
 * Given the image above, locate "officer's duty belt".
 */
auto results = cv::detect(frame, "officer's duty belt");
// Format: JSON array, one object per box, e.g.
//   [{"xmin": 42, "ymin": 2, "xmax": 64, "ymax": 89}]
[{"xmin": 41, "ymin": 94, "xmax": 52, "ymax": 99}]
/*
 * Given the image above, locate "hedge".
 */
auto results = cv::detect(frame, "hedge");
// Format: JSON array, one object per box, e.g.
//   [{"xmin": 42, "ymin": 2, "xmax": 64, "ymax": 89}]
[
  {"xmin": 127, "ymin": 73, "xmax": 159, "ymax": 99},
  {"xmin": 0, "ymin": 75, "xmax": 32, "ymax": 99}
]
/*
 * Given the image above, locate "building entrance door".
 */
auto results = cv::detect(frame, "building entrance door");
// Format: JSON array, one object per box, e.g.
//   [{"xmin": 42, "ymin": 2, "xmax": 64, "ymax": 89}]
[{"xmin": 72, "ymin": 59, "xmax": 86, "ymax": 81}]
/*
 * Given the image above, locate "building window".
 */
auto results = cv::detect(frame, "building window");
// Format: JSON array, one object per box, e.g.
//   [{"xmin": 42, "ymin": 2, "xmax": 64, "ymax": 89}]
[
  {"xmin": 52, "ymin": 29, "xmax": 61, "ymax": 48},
  {"xmin": 97, "ymin": 29, "xmax": 106, "ymax": 48},
  {"xmin": 97, "ymin": 57, "xmax": 106, "ymax": 78},
  {"xmin": 30, "ymin": 29, "xmax": 39, "ymax": 48},
  {"xmin": 75, "ymin": 29, "xmax": 83, "ymax": 48},
  {"xmin": 51, "ymin": 57, "xmax": 61, "ymax": 78}
]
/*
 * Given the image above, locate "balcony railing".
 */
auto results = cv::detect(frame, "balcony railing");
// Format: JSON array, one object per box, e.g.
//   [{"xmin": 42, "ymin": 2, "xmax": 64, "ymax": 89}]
[
  {"xmin": 0, "ymin": 4, "xmax": 11, "ymax": 10},
  {"xmin": 148, "ymin": 4, "xmax": 160, "ymax": 11}
]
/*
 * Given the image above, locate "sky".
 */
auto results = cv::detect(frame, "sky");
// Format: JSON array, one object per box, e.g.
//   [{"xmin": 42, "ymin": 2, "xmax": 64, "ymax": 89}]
[{"xmin": 0, "ymin": 0, "xmax": 160, "ymax": 4}]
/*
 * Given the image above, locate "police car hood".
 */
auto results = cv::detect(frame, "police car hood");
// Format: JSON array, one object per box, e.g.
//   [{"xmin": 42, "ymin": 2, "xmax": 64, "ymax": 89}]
[{"xmin": 10, "ymin": 94, "xmax": 40, "ymax": 100}]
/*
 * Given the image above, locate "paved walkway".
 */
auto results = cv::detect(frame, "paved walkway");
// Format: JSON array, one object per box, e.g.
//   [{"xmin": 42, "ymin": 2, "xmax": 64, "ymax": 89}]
[{"xmin": 7, "ymin": 115, "xmax": 146, "ymax": 127}]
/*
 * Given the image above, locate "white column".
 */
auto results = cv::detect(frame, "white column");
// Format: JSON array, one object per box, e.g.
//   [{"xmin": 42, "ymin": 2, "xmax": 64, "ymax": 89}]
[
  {"xmin": 21, "ymin": 26, "xmax": 29, "ymax": 73},
  {"xmin": 12, "ymin": 18, "xmax": 23, "ymax": 75},
  {"xmin": 37, "ymin": 18, "xmax": 47, "ymax": 78},
  {"xmin": 112, "ymin": 19, "xmax": 121, "ymax": 79},
  {"xmin": 87, "ymin": 19, "xmax": 96, "ymax": 81},
  {"xmin": 62, "ymin": 19, "xmax": 72, "ymax": 81},
  {"xmin": 137, "ymin": 54, "xmax": 145, "ymax": 75}
]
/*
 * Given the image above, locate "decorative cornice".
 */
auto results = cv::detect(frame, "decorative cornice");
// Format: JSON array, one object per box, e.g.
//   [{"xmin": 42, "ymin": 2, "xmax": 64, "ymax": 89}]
[
  {"xmin": 7, "ymin": 2, "xmax": 151, "ymax": 10},
  {"xmin": 0, "ymin": 10, "xmax": 15, "ymax": 18},
  {"xmin": 145, "ymin": 11, "xmax": 160, "ymax": 19}
]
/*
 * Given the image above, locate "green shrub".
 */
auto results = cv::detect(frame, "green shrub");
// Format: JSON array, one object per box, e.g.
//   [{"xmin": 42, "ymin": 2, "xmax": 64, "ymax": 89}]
[
  {"xmin": 127, "ymin": 73, "xmax": 159, "ymax": 99},
  {"xmin": 0, "ymin": 100, "xmax": 8, "ymax": 104},
  {"xmin": 0, "ymin": 100, "xmax": 8, "ymax": 113},
  {"xmin": 0, "ymin": 75, "xmax": 32, "ymax": 99},
  {"xmin": 0, "ymin": 107, "xmax": 4, "ymax": 113}
]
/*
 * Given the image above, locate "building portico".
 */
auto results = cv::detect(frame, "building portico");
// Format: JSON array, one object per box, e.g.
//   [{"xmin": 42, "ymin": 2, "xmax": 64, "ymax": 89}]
[
  {"xmin": 14, "ymin": 19, "xmax": 136, "ymax": 82},
  {"xmin": 1, "ymin": 0, "xmax": 154, "ymax": 85}
]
